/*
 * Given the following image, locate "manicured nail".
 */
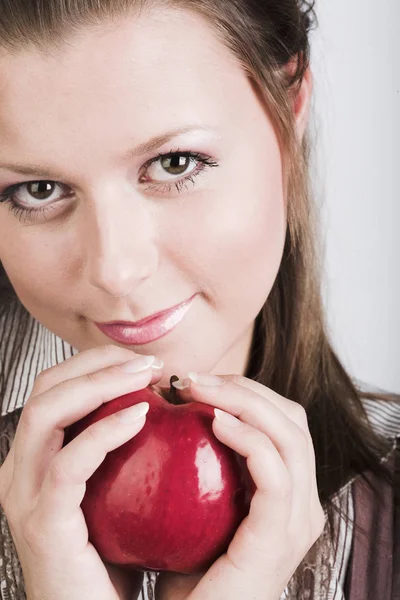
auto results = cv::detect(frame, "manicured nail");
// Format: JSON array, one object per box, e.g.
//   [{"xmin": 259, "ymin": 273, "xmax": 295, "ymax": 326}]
[
  {"xmin": 119, "ymin": 355, "xmax": 155, "ymax": 373},
  {"xmin": 116, "ymin": 402, "xmax": 150, "ymax": 423},
  {"xmin": 151, "ymin": 358, "xmax": 164, "ymax": 370},
  {"xmin": 171, "ymin": 378, "xmax": 191, "ymax": 391},
  {"xmin": 214, "ymin": 408, "xmax": 242, "ymax": 427},
  {"xmin": 188, "ymin": 372, "xmax": 224, "ymax": 386}
]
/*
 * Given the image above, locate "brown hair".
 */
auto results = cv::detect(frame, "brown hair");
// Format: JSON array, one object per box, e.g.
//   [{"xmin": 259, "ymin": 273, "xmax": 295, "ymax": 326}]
[{"xmin": 0, "ymin": 0, "xmax": 398, "ymax": 596}]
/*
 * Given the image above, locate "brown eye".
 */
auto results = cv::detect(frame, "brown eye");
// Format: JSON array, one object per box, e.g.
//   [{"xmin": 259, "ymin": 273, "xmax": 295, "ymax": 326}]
[
  {"xmin": 160, "ymin": 155, "xmax": 191, "ymax": 176},
  {"xmin": 140, "ymin": 151, "xmax": 219, "ymax": 192},
  {"xmin": 27, "ymin": 181, "xmax": 56, "ymax": 200}
]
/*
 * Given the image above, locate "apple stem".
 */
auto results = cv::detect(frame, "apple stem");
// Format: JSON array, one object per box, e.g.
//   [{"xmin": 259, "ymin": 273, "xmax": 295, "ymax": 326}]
[{"xmin": 169, "ymin": 376, "xmax": 186, "ymax": 405}]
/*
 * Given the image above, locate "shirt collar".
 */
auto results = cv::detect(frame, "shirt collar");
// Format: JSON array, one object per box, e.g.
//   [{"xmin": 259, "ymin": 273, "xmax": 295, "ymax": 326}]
[{"xmin": 1, "ymin": 303, "xmax": 78, "ymax": 416}]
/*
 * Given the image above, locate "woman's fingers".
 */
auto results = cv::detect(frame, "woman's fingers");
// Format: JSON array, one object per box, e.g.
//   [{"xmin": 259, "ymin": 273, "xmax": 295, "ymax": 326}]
[
  {"xmin": 176, "ymin": 374, "xmax": 310, "ymax": 436},
  {"xmin": 187, "ymin": 380, "xmax": 311, "ymax": 491},
  {"xmin": 210, "ymin": 409, "xmax": 323, "ymax": 585},
  {"xmin": 1, "ymin": 346, "xmax": 163, "ymax": 505},
  {"xmin": 38, "ymin": 402, "xmax": 149, "ymax": 524},
  {"xmin": 30, "ymin": 344, "xmax": 163, "ymax": 398},
  {"xmin": 212, "ymin": 412, "xmax": 298, "ymax": 548},
  {"xmin": 179, "ymin": 377, "xmax": 321, "ymax": 546},
  {"xmin": 176, "ymin": 374, "xmax": 317, "ymax": 482},
  {"xmin": 218, "ymin": 376, "xmax": 321, "ymax": 519},
  {"xmin": 11, "ymin": 356, "xmax": 159, "ymax": 500}
]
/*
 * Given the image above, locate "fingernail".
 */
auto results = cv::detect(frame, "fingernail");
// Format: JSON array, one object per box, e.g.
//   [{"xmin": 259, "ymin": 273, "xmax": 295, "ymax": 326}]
[
  {"xmin": 152, "ymin": 358, "xmax": 164, "ymax": 370},
  {"xmin": 214, "ymin": 408, "xmax": 242, "ymax": 427},
  {"xmin": 188, "ymin": 372, "xmax": 224, "ymax": 386},
  {"xmin": 116, "ymin": 401, "xmax": 149, "ymax": 423},
  {"xmin": 171, "ymin": 378, "xmax": 191, "ymax": 391},
  {"xmin": 119, "ymin": 355, "xmax": 155, "ymax": 373}
]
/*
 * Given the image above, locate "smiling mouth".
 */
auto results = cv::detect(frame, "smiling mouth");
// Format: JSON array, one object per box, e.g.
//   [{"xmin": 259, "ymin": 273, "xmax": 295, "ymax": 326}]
[{"xmin": 93, "ymin": 294, "xmax": 197, "ymax": 346}]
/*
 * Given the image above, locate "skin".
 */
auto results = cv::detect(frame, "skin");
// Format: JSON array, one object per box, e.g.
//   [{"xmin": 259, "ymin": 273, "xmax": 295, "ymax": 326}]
[
  {"xmin": 0, "ymin": 9, "xmax": 321, "ymax": 600},
  {"xmin": 0, "ymin": 8, "xmax": 311, "ymax": 389}
]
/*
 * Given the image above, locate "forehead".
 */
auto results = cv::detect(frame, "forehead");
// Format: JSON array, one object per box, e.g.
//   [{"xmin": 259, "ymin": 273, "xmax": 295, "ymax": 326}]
[
  {"xmin": 0, "ymin": 9, "xmax": 243, "ymax": 139},
  {"xmin": 0, "ymin": 8, "xmax": 278, "ymax": 186}
]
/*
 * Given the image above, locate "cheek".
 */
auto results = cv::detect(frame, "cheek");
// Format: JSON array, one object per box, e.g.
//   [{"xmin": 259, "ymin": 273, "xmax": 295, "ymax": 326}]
[
  {"xmin": 0, "ymin": 233, "xmax": 71, "ymax": 312},
  {"xmin": 208, "ymin": 193, "xmax": 285, "ymax": 303},
  {"xmin": 171, "ymin": 151, "xmax": 286, "ymax": 313},
  {"xmin": 206, "ymin": 125, "xmax": 286, "ymax": 300},
  {"xmin": 187, "ymin": 77, "xmax": 288, "ymax": 308}
]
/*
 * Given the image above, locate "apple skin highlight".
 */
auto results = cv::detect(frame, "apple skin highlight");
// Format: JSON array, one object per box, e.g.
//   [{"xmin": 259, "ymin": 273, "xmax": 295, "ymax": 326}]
[{"xmin": 64, "ymin": 384, "xmax": 255, "ymax": 574}]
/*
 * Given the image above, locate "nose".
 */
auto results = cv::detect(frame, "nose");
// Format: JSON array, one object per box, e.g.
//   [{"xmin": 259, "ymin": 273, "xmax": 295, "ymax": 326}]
[{"xmin": 81, "ymin": 189, "xmax": 158, "ymax": 298}]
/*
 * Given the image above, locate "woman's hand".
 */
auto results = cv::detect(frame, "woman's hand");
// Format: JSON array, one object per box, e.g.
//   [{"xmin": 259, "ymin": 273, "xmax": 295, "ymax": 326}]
[
  {"xmin": 0, "ymin": 344, "xmax": 163, "ymax": 600},
  {"xmin": 155, "ymin": 373, "xmax": 326, "ymax": 600}
]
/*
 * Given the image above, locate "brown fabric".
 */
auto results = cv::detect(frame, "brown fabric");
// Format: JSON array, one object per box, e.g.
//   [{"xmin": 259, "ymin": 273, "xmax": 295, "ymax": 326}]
[
  {"xmin": 0, "ymin": 410, "xmax": 27, "ymax": 600},
  {"xmin": 392, "ymin": 438, "xmax": 400, "ymax": 600},
  {"xmin": 344, "ymin": 440, "xmax": 400, "ymax": 600}
]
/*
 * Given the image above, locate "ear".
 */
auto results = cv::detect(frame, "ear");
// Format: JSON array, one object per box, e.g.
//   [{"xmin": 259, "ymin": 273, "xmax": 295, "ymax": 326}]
[{"xmin": 285, "ymin": 58, "xmax": 313, "ymax": 142}]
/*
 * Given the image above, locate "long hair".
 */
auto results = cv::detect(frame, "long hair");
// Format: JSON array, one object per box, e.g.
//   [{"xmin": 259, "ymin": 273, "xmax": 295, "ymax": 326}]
[{"xmin": 0, "ymin": 1, "xmax": 398, "ymax": 596}]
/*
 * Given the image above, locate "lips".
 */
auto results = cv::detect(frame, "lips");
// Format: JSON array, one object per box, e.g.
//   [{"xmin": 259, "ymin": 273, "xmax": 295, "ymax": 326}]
[{"xmin": 94, "ymin": 294, "xmax": 196, "ymax": 345}]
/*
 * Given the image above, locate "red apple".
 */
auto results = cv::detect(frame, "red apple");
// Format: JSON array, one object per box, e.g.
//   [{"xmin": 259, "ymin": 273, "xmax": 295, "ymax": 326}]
[{"xmin": 64, "ymin": 379, "xmax": 255, "ymax": 574}]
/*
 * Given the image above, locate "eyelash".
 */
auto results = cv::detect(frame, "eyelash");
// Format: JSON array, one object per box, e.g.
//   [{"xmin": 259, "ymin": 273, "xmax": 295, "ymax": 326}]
[{"xmin": 0, "ymin": 150, "xmax": 219, "ymax": 223}]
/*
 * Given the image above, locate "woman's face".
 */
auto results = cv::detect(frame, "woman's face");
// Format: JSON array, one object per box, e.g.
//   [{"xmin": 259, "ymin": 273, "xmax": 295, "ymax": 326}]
[{"xmin": 0, "ymin": 9, "xmax": 309, "ymax": 385}]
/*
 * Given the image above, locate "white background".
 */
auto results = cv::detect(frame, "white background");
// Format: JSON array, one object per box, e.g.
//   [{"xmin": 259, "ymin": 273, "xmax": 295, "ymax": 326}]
[{"xmin": 308, "ymin": 0, "xmax": 399, "ymax": 393}]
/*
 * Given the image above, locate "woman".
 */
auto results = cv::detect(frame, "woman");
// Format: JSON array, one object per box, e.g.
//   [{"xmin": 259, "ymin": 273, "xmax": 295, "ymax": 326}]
[{"xmin": 0, "ymin": 1, "xmax": 398, "ymax": 599}]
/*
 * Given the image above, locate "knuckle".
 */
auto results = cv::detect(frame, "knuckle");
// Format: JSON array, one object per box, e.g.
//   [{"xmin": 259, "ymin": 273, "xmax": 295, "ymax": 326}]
[
  {"xmin": 82, "ymin": 423, "xmax": 113, "ymax": 461},
  {"xmin": 75, "ymin": 367, "xmax": 125, "ymax": 406},
  {"xmin": 269, "ymin": 472, "xmax": 292, "ymax": 500},
  {"xmin": 276, "ymin": 481, "xmax": 292, "ymax": 500},
  {"xmin": 247, "ymin": 427, "xmax": 270, "ymax": 454},
  {"xmin": 104, "ymin": 343, "xmax": 123, "ymax": 354},
  {"xmin": 47, "ymin": 457, "xmax": 71, "ymax": 487},
  {"xmin": 84, "ymin": 423, "xmax": 103, "ymax": 446},
  {"xmin": 294, "ymin": 427, "xmax": 310, "ymax": 451},
  {"xmin": 23, "ymin": 515, "xmax": 48, "ymax": 555},
  {"xmin": 32, "ymin": 368, "xmax": 53, "ymax": 393},
  {"xmin": 108, "ymin": 363, "xmax": 134, "ymax": 378},
  {"xmin": 83, "ymin": 369, "xmax": 104, "ymax": 386},
  {"xmin": 291, "ymin": 402, "xmax": 308, "ymax": 426},
  {"xmin": 20, "ymin": 398, "xmax": 42, "ymax": 429},
  {"xmin": 229, "ymin": 374, "xmax": 248, "ymax": 387}
]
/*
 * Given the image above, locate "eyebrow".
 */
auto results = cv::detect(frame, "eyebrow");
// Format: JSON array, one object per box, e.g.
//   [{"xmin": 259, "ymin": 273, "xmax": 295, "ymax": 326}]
[{"xmin": 0, "ymin": 125, "xmax": 216, "ymax": 179}]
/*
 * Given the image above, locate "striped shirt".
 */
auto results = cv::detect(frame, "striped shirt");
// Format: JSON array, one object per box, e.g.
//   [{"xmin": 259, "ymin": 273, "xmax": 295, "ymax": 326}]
[{"xmin": 0, "ymin": 302, "xmax": 399, "ymax": 599}]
